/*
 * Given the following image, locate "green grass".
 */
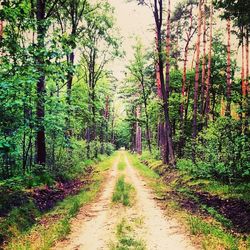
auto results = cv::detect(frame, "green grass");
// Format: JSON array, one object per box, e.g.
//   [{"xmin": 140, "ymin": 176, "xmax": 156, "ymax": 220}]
[
  {"xmin": 5, "ymin": 153, "xmax": 117, "ymax": 250},
  {"xmin": 118, "ymin": 161, "xmax": 126, "ymax": 171},
  {"xmin": 112, "ymin": 176, "xmax": 134, "ymax": 206},
  {"xmin": 126, "ymin": 153, "xmax": 167, "ymax": 199},
  {"xmin": 128, "ymin": 154, "xmax": 159, "ymax": 179},
  {"xmin": 187, "ymin": 216, "xmax": 238, "ymax": 250},
  {"xmin": 109, "ymin": 218, "xmax": 145, "ymax": 250}
]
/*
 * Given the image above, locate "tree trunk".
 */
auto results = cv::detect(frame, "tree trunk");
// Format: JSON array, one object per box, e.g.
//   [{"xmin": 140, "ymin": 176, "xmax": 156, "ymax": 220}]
[
  {"xmin": 0, "ymin": 21, "xmax": 3, "ymax": 40},
  {"xmin": 66, "ymin": 51, "xmax": 75, "ymax": 137},
  {"xmin": 165, "ymin": 0, "xmax": 175, "ymax": 165},
  {"xmin": 205, "ymin": 3, "xmax": 213, "ymax": 124},
  {"xmin": 35, "ymin": 0, "xmax": 46, "ymax": 165},
  {"xmin": 241, "ymin": 29, "xmax": 246, "ymax": 125},
  {"xmin": 242, "ymin": 33, "xmax": 246, "ymax": 98},
  {"xmin": 192, "ymin": 0, "xmax": 202, "ymax": 162},
  {"xmin": 246, "ymin": 31, "xmax": 249, "ymax": 124},
  {"xmin": 153, "ymin": 0, "xmax": 174, "ymax": 165},
  {"xmin": 200, "ymin": 0, "xmax": 207, "ymax": 116},
  {"xmin": 180, "ymin": 5, "xmax": 194, "ymax": 156},
  {"xmin": 225, "ymin": 18, "xmax": 231, "ymax": 117},
  {"xmin": 141, "ymin": 76, "xmax": 152, "ymax": 153},
  {"xmin": 246, "ymin": 31, "xmax": 249, "ymax": 97},
  {"xmin": 135, "ymin": 106, "xmax": 142, "ymax": 154}
]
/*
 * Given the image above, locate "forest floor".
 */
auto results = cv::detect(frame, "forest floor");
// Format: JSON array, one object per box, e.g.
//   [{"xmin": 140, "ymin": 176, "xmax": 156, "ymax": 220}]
[{"xmin": 53, "ymin": 151, "xmax": 196, "ymax": 250}]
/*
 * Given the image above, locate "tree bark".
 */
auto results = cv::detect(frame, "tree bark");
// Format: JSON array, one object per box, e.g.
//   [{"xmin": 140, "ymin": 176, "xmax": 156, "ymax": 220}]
[
  {"xmin": 141, "ymin": 75, "xmax": 152, "ymax": 153},
  {"xmin": 200, "ymin": 0, "xmax": 207, "ymax": 116},
  {"xmin": 225, "ymin": 18, "xmax": 231, "ymax": 117},
  {"xmin": 165, "ymin": 0, "xmax": 175, "ymax": 165},
  {"xmin": 246, "ymin": 31, "xmax": 249, "ymax": 97},
  {"xmin": 241, "ymin": 29, "xmax": 246, "ymax": 124},
  {"xmin": 180, "ymin": 4, "xmax": 194, "ymax": 156},
  {"xmin": 65, "ymin": 51, "xmax": 75, "ymax": 137},
  {"xmin": 246, "ymin": 32, "xmax": 249, "ymax": 123},
  {"xmin": 135, "ymin": 106, "xmax": 142, "ymax": 154},
  {"xmin": 205, "ymin": 3, "xmax": 213, "ymax": 123},
  {"xmin": 192, "ymin": 0, "xmax": 202, "ymax": 162},
  {"xmin": 242, "ymin": 32, "xmax": 246, "ymax": 98},
  {"xmin": 153, "ymin": 0, "xmax": 175, "ymax": 165},
  {"xmin": 35, "ymin": 0, "xmax": 46, "ymax": 165}
]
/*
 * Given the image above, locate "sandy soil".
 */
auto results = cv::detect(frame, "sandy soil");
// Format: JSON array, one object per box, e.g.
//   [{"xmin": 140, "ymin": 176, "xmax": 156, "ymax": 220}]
[{"xmin": 53, "ymin": 151, "xmax": 197, "ymax": 250}]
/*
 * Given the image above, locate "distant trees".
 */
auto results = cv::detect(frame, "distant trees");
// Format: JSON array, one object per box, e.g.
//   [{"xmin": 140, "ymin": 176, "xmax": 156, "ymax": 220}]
[
  {"xmin": 192, "ymin": 0, "xmax": 202, "ymax": 161},
  {"xmin": 81, "ymin": 3, "xmax": 121, "ymax": 157},
  {"xmin": 121, "ymin": 40, "xmax": 154, "ymax": 154},
  {"xmin": 138, "ymin": 0, "xmax": 175, "ymax": 165}
]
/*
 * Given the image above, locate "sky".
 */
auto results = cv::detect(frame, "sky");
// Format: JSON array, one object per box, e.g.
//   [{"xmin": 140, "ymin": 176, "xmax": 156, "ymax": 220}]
[{"xmin": 107, "ymin": 0, "xmax": 153, "ymax": 80}]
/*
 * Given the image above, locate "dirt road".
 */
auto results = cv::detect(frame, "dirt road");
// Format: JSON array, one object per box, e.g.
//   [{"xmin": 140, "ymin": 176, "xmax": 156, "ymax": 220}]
[{"xmin": 53, "ymin": 151, "xmax": 196, "ymax": 250}]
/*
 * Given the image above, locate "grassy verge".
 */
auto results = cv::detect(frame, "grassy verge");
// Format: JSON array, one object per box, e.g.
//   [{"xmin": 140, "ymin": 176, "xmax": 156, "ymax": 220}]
[
  {"xmin": 126, "ymin": 153, "xmax": 167, "ymax": 200},
  {"xmin": 4, "ymin": 153, "xmax": 117, "ymax": 250},
  {"xmin": 112, "ymin": 176, "xmax": 134, "ymax": 206},
  {"xmin": 128, "ymin": 152, "xmax": 249, "ymax": 250},
  {"xmin": 109, "ymin": 217, "xmax": 145, "ymax": 250}
]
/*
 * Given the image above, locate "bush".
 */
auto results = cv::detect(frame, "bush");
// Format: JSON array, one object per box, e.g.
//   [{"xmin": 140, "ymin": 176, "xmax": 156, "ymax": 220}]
[
  {"xmin": 183, "ymin": 117, "xmax": 250, "ymax": 182},
  {"xmin": 54, "ymin": 139, "xmax": 88, "ymax": 180},
  {"xmin": 104, "ymin": 142, "xmax": 115, "ymax": 156},
  {"xmin": 53, "ymin": 139, "xmax": 115, "ymax": 181}
]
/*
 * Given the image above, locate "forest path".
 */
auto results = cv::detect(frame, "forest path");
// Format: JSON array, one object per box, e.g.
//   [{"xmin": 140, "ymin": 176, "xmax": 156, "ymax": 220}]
[{"xmin": 53, "ymin": 151, "xmax": 196, "ymax": 250}]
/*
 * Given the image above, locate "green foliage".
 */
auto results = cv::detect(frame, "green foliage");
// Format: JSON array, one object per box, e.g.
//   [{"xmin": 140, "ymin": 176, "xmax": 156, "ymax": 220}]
[
  {"xmin": 196, "ymin": 117, "xmax": 250, "ymax": 182},
  {"xmin": 178, "ymin": 117, "xmax": 250, "ymax": 182},
  {"xmin": 201, "ymin": 205, "xmax": 233, "ymax": 229},
  {"xmin": 0, "ymin": 0, "xmax": 119, "ymax": 186}
]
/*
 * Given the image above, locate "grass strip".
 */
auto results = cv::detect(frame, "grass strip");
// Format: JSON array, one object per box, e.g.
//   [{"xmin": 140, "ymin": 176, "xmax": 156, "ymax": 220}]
[
  {"xmin": 112, "ymin": 176, "xmax": 134, "ymax": 207},
  {"xmin": 109, "ymin": 218, "xmax": 145, "ymax": 250}
]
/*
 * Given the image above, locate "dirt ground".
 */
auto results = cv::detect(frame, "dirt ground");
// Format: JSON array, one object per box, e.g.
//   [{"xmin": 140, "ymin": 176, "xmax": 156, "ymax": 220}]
[{"xmin": 53, "ymin": 151, "xmax": 197, "ymax": 250}]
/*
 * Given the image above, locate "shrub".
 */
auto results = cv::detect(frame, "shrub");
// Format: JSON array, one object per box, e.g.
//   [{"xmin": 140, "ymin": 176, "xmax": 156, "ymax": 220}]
[{"xmin": 183, "ymin": 117, "xmax": 250, "ymax": 182}]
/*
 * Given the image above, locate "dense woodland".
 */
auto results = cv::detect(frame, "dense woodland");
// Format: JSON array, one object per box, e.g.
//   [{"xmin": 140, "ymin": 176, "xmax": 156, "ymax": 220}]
[
  {"xmin": 0, "ymin": 0, "xmax": 250, "ymax": 248},
  {"xmin": 0, "ymin": 0, "xmax": 249, "ymax": 184}
]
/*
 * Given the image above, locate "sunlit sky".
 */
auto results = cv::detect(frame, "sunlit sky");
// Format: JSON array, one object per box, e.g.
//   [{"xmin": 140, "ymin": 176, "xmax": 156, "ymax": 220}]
[{"xmin": 107, "ymin": 0, "xmax": 153, "ymax": 80}]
